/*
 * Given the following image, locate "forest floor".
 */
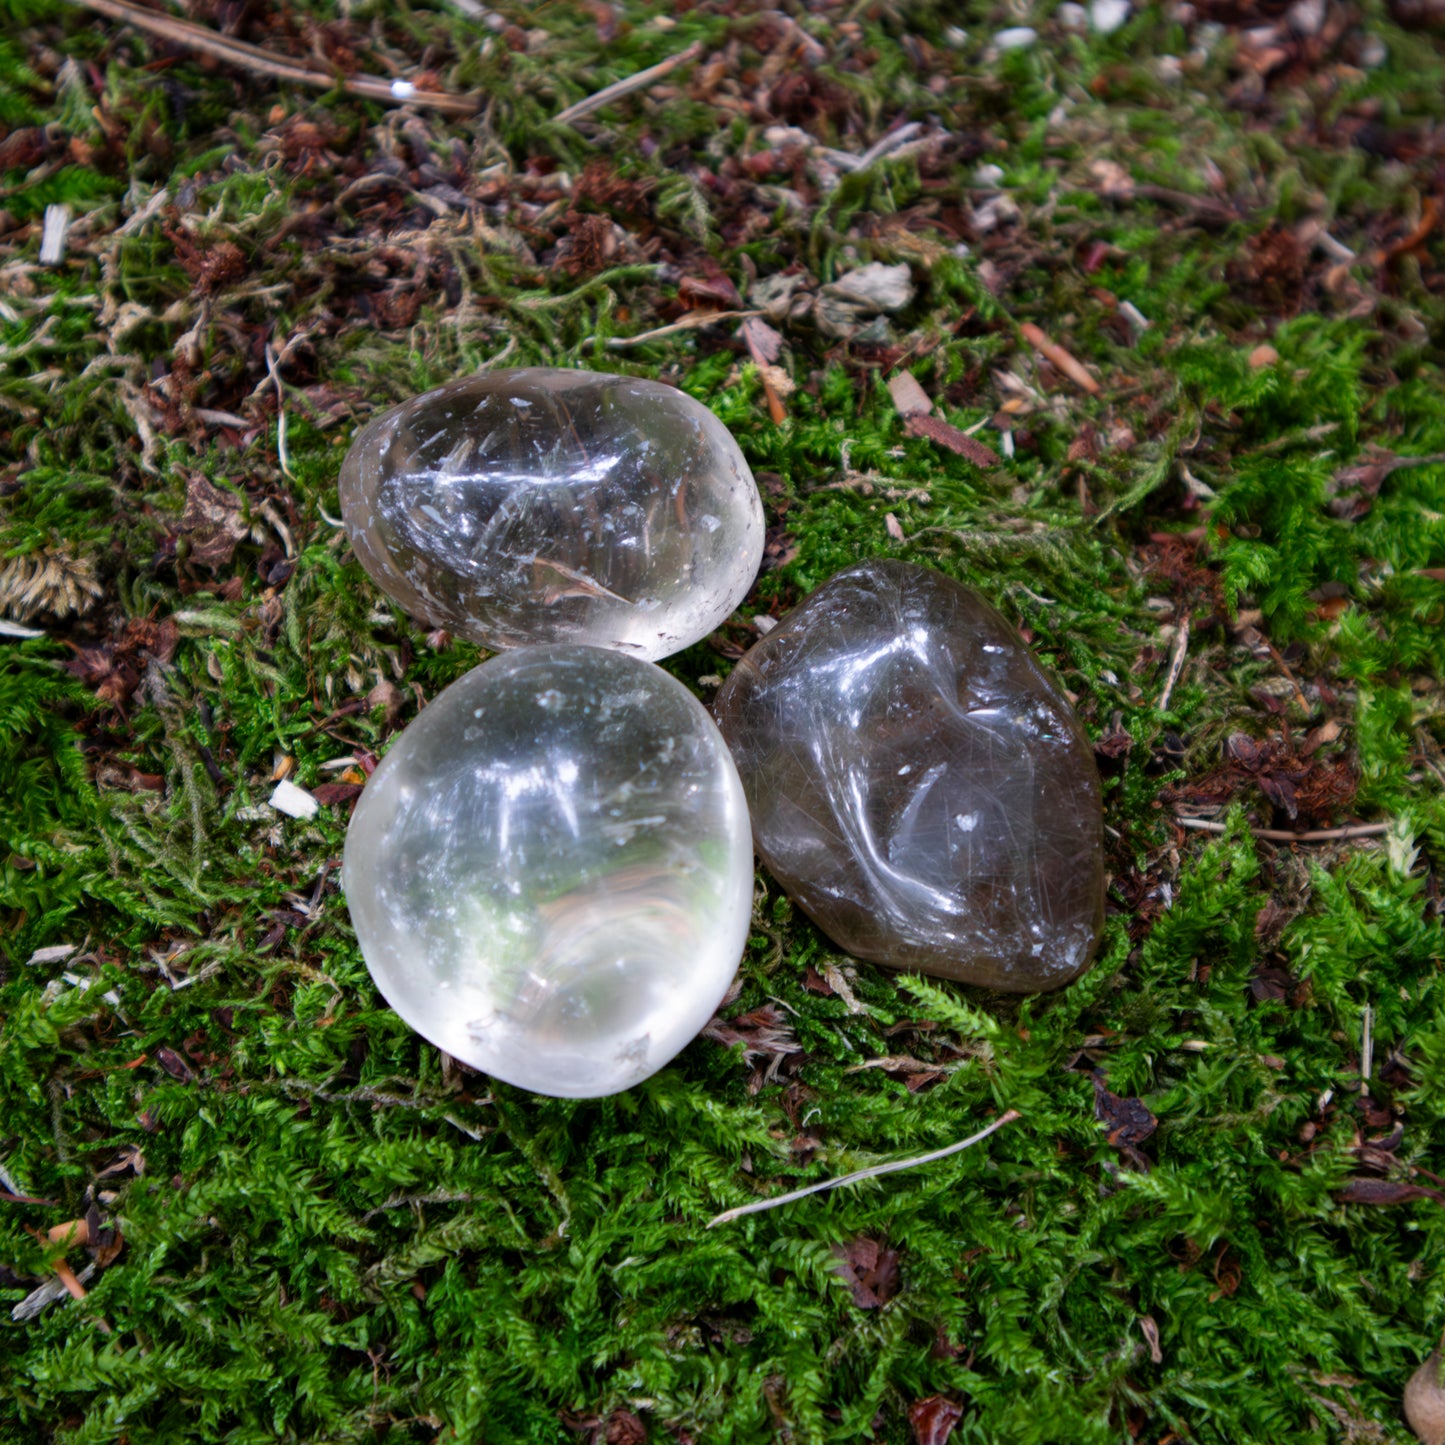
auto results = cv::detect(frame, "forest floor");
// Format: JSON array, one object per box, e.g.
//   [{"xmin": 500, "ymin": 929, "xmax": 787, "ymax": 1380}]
[{"xmin": 2, "ymin": 0, "xmax": 1445, "ymax": 1441}]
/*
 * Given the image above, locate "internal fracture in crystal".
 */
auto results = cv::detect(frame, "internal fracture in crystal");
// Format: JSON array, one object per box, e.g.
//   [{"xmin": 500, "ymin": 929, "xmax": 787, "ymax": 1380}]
[{"xmin": 339, "ymin": 368, "xmax": 764, "ymax": 661}]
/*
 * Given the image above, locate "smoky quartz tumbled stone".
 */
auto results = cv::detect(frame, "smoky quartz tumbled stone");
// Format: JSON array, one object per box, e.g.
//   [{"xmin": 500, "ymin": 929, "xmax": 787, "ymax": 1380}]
[
  {"xmin": 715, "ymin": 560, "xmax": 1105, "ymax": 993},
  {"xmin": 339, "ymin": 368, "xmax": 764, "ymax": 660},
  {"xmin": 343, "ymin": 645, "xmax": 755, "ymax": 1097}
]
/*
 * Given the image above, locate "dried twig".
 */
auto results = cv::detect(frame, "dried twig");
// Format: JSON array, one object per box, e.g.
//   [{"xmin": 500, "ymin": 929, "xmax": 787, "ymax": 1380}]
[
  {"xmin": 1257, "ymin": 632, "xmax": 1311, "ymax": 714},
  {"xmin": 1175, "ymin": 817, "xmax": 1391, "ymax": 843},
  {"xmin": 554, "ymin": 41, "xmax": 703, "ymax": 127},
  {"xmin": 67, "ymin": 0, "xmax": 478, "ymax": 115},
  {"xmin": 849, "ymin": 120, "xmax": 927, "ymax": 171},
  {"xmin": 605, "ymin": 309, "xmax": 759, "ymax": 349},
  {"xmin": 1157, "ymin": 614, "xmax": 1190, "ymax": 713},
  {"xmin": 11, "ymin": 1263, "xmax": 95, "ymax": 1322},
  {"xmin": 707, "ymin": 1109, "xmax": 1021, "ymax": 1227}
]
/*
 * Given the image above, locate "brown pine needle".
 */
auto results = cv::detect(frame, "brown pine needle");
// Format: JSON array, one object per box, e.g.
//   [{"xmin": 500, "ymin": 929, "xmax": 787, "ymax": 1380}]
[
  {"xmin": 67, "ymin": 0, "xmax": 478, "ymax": 115},
  {"xmin": 554, "ymin": 41, "xmax": 704, "ymax": 127},
  {"xmin": 1020, "ymin": 322, "xmax": 1101, "ymax": 395},
  {"xmin": 707, "ymin": 1109, "xmax": 1021, "ymax": 1227},
  {"xmin": 1176, "ymin": 817, "xmax": 1391, "ymax": 843}
]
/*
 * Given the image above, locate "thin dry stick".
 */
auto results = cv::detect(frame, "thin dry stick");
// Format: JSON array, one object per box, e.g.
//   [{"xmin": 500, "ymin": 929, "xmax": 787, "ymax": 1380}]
[
  {"xmin": 1157, "ymin": 614, "xmax": 1191, "ymax": 713},
  {"xmin": 707, "ymin": 1109, "xmax": 1021, "ymax": 1228},
  {"xmin": 554, "ymin": 40, "xmax": 703, "ymax": 127},
  {"xmin": 1259, "ymin": 633, "xmax": 1310, "ymax": 714},
  {"xmin": 605, "ymin": 309, "xmax": 760, "ymax": 349},
  {"xmin": 1175, "ymin": 817, "xmax": 1391, "ymax": 843},
  {"xmin": 68, "ymin": 0, "xmax": 479, "ymax": 115}
]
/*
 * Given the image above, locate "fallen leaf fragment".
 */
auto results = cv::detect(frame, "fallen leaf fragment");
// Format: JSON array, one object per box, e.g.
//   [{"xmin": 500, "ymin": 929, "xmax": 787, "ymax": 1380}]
[
  {"xmin": 904, "ymin": 413, "xmax": 1001, "ymax": 467},
  {"xmin": 1327, "ymin": 447, "xmax": 1445, "ymax": 520},
  {"xmin": 311, "ymin": 781, "xmax": 364, "ymax": 807},
  {"xmin": 679, "ymin": 265, "xmax": 742, "ymax": 309},
  {"xmin": 702, "ymin": 1004, "xmax": 803, "ymax": 1086},
  {"xmin": 740, "ymin": 315, "xmax": 783, "ymax": 365},
  {"xmin": 833, "ymin": 1236, "xmax": 900, "ymax": 1309},
  {"xmin": 1020, "ymin": 322, "xmax": 1101, "ymax": 394},
  {"xmin": 1336, "ymin": 1178, "xmax": 1445, "ymax": 1206},
  {"xmin": 887, "ymin": 371, "xmax": 933, "ymax": 417},
  {"xmin": 155, "ymin": 1046, "xmax": 195, "ymax": 1082},
  {"xmin": 270, "ymin": 778, "xmax": 320, "ymax": 819},
  {"xmin": 823, "ymin": 261, "xmax": 915, "ymax": 313},
  {"xmin": 909, "ymin": 1395, "xmax": 964, "ymax": 1445},
  {"xmin": 180, "ymin": 475, "xmax": 249, "ymax": 569},
  {"xmin": 1093, "ymin": 1073, "xmax": 1157, "ymax": 1165},
  {"xmin": 603, "ymin": 1410, "xmax": 647, "ymax": 1445},
  {"xmin": 25, "ymin": 943, "xmax": 77, "ymax": 968}
]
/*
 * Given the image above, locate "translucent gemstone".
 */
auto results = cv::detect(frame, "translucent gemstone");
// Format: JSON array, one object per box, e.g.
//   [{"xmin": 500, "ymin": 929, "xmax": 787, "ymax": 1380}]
[
  {"xmin": 714, "ymin": 560, "xmax": 1105, "ymax": 993},
  {"xmin": 342, "ymin": 645, "xmax": 754, "ymax": 1097},
  {"xmin": 339, "ymin": 368, "xmax": 764, "ymax": 660}
]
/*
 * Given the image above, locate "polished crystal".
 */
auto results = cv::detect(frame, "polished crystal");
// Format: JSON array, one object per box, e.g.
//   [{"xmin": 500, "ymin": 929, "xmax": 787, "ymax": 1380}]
[
  {"xmin": 339, "ymin": 368, "xmax": 764, "ymax": 660},
  {"xmin": 343, "ymin": 645, "xmax": 755, "ymax": 1097},
  {"xmin": 714, "ymin": 560, "xmax": 1105, "ymax": 992}
]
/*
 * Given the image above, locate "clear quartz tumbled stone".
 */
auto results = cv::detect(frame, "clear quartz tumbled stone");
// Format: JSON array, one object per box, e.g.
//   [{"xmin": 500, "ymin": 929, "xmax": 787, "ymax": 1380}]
[
  {"xmin": 342, "ymin": 645, "xmax": 755, "ymax": 1097},
  {"xmin": 715, "ymin": 560, "xmax": 1105, "ymax": 993},
  {"xmin": 339, "ymin": 368, "xmax": 765, "ymax": 661}
]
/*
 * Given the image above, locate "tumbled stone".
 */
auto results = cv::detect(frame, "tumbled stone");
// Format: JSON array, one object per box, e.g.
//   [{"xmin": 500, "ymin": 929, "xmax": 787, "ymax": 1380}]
[
  {"xmin": 714, "ymin": 560, "xmax": 1104, "ymax": 993},
  {"xmin": 339, "ymin": 368, "xmax": 764, "ymax": 660},
  {"xmin": 343, "ymin": 645, "xmax": 755, "ymax": 1097}
]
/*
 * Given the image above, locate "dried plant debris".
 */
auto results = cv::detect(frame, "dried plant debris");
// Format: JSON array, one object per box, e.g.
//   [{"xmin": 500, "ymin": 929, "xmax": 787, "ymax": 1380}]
[
  {"xmin": 0, "ymin": 546, "xmax": 102, "ymax": 622},
  {"xmin": 2, "ymin": 0, "xmax": 1445, "ymax": 1440},
  {"xmin": 1407, "ymin": 1350, "xmax": 1445, "ymax": 1445},
  {"xmin": 833, "ymin": 1235, "xmax": 901, "ymax": 1309}
]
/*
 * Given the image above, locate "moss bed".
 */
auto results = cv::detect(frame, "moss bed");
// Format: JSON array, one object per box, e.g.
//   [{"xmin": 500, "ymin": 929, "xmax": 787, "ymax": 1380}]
[{"xmin": 2, "ymin": 1, "xmax": 1444, "ymax": 1440}]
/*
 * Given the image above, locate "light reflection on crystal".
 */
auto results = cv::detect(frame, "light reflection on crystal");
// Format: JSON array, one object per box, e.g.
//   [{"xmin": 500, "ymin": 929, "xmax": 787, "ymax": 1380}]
[{"xmin": 343, "ymin": 645, "xmax": 755, "ymax": 1097}]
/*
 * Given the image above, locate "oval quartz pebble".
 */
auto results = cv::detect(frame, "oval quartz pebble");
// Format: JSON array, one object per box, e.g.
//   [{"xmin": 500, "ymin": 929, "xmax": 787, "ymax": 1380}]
[
  {"xmin": 343, "ymin": 645, "xmax": 755, "ymax": 1097},
  {"xmin": 339, "ymin": 368, "xmax": 765, "ymax": 661},
  {"xmin": 714, "ymin": 560, "xmax": 1105, "ymax": 993}
]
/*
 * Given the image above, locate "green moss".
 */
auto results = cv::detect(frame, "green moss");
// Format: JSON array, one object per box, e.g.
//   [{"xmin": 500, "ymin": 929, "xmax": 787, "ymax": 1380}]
[{"xmin": 2, "ymin": 0, "xmax": 1444, "ymax": 1441}]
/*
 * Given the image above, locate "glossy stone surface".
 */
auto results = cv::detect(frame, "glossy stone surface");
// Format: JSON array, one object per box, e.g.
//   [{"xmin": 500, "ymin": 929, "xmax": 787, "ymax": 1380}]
[
  {"xmin": 715, "ymin": 560, "xmax": 1104, "ymax": 993},
  {"xmin": 339, "ymin": 368, "xmax": 764, "ymax": 660},
  {"xmin": 343, "ymin": 645, "xmax": 754, "ymax": 1097}
]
